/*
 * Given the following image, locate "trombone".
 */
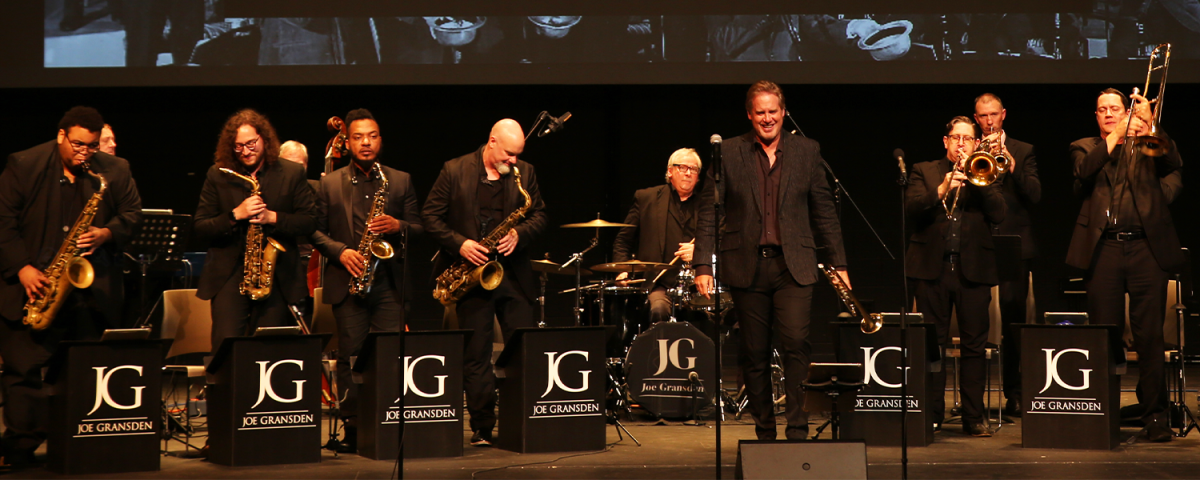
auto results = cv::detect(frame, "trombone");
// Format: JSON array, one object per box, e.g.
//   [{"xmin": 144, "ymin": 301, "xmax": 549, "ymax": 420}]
[{"xmin": 1126, "ymin": 43, "xmax": 1171, "ymax": 157}]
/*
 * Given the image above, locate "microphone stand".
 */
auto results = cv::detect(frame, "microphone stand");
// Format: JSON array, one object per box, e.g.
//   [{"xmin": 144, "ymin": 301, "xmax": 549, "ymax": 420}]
[
  {"xmin": 394, "ymin": 230, "xmax": 409, "ymax": 480},
  {"xmin": 525, "ymin": 111, "xmax": 549, "ymax": 141},
  {"xmin": 897, "ymin": 158, "xmax": 910, "ymax": 480},
  {"xmin": 710, "ymin": 139, "xmax": 724, "ymax": 480}
]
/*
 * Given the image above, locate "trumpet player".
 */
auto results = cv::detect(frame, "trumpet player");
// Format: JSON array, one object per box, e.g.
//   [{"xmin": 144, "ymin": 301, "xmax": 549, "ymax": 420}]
[
  {"xmin": 194, "ymin": 109, "xmax": 317, "ymax": 352},
  {"xmin": 311, "ymin": 109, "xmax": 423, "ymax": 453},
  {"xmin": 0, "ymin": 107, "xmax": 142, "ymax": 467},
  {"xmin": 973, "ymin": 93, "xmax": 1040, "ymax": 417},
  {"xmin": 421, "ymin": 119, "xmax": 547, "ymax": 447},
  {"xmin": 1067, "ymin": 88, "xmax": 1183, "ymax": 442},
  {"xmin": 906, "ymin": 116, "xmax": 1006, "ymax": 437}
]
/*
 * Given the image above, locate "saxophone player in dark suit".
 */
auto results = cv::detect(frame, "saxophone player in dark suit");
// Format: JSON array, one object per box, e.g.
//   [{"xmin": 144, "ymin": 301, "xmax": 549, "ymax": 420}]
[
  {"xmin": 694, "ymin": 81, "xmax": 849, "ymax": 441},
  {"xmin": 311, "ymin": 109, "xmax": 423, "ymax": 453},
  {"xmin": 0, "ymin": 107, "xmax": 142, "ymax": 467},
  {"xmin": 1067, "ymin": 88, "xmax": 1184, "ymax": 443},
  {"xmin": 421, "ymin": 119, "xmax": 547, "ymax": 447},
  {"xmin": 973, "ymin": 93, "xmax": 1040, "ymax": 416},
  {"xmin": 906, "ymin": 116, "xmax": 1006, "ymax": 437},
  {"xmin": 193, "ymin": 109, "xmax": 317, "ymax": 351}
]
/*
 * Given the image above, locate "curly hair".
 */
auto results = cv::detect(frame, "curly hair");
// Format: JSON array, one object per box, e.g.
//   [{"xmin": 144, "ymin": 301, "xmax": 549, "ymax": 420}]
[
  {"xmin": 58, "ymin": 106, "xmax": 105, "ymax": 133},
  {"xmin": 214, "ymin": 109, "xmax": 280, "ymax": 170}
]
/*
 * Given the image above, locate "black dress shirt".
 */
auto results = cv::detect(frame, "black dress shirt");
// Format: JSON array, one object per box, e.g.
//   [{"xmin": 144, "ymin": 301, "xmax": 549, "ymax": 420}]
[{"xmin": 754, "ymin": 141, "xmax": 782, "ymax": 246}]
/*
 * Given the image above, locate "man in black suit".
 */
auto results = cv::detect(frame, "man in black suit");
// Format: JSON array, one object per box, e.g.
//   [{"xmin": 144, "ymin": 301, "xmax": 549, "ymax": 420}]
[
  {"xmin": 907, "ymin": 116, "xmax": 1007, "ymax": 437},
  {"xmin": 422, "ymin": 119, "xmax": 547, "ymax": 447},
  {"xmin": 278, "ymin": 140, "xmax": 321, "ymax": 324},
  {"xmin": 973, "ymin": 93, "xmax": 1040, "ymax": 416},
  {"xmin": 613, "ymin": 147, "xmax": 701, "ymax": 324},
  {"xmin": 193, "ymin": 109, "xmax": 317, "ymax": 350},
  {"xmin": 694, "ymin": 81, "xmax": 848, "ymax": 441},
  {"xmin": 0, "ymin": 106, "xmax": 143, "ymax": 466},
  {"xmin": 1067, "ymin": 88, "xmax": 1184, "ymax": 442},
  {"xmin": 311, "ymin": 109, "xmax": 423, "ymax": 453}
]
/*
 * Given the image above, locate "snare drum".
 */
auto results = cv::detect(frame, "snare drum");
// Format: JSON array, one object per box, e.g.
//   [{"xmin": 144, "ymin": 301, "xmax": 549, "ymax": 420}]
[
  {"xmin": 581, "ymin": 286, "xmax": 648, "ymax": 356},
  {"xmin": 689, "ymin": 287, "xmax": 733, "ymax": 312}
]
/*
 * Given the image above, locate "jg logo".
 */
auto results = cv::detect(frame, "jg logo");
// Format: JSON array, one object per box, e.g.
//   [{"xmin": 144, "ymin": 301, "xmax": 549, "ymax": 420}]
[
  {"xmin": 861, "ymin": 346, "xmax": 909, "ymax": 388},
  {"xmin": 252, "ymin": 360, "xmax": 306, "ymax": 409},
  {"xmin": 88, "ymin": 365, "xmax": 145, "ymax": 415},
  {"xmin": 1039, "ymin": 348, "xmax": 1092, "ymax": 394},
  {"xmin": 402, "ymin": 355, "xmax": 448, "ymax": 399},
  {"xmin": 654, "ymin": 338, "xmax": 697, "ymax": 375},
  {"xmin": 541, "ymin": 351, "xmax": 590, "ymax": 398}
]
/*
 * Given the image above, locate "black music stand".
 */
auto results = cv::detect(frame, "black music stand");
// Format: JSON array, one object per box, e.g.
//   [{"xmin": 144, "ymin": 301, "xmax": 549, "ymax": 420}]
[
  {"xmin": 803, "ymin": 363, "xmax": 864, "ymax": 441},
  {"xmin": 127, "ymin": 212, "xmax": 192, "ymax": 328}
]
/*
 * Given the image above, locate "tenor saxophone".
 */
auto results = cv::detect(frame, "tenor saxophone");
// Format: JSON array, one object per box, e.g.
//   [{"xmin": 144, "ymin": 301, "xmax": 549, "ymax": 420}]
[
  {"xmin": 348, "ymin": 162, "xmax": 395, "ymax": 297},
  {"xmin": 23, "ymin": 165, "xmax": 107, "ymax": 330},
  {"xmin": 432, "ymin": 166, "xmax": 532, "ymax": 306},
  {"xmin": 220, "ymin": 168, "xmax": 286, "ymax": 300}
]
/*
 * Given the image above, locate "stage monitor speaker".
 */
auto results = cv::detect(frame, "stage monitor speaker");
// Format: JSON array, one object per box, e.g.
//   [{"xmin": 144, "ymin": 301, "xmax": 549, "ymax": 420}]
[{"xmin": 735, "ymin": 440, "xmax": 867, "ymax": 480}]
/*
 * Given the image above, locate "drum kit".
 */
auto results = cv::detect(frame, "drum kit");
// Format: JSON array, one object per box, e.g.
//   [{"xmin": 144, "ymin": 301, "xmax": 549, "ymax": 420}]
[{"xmin": 524, "ymin": 215, "xmax": 737, "ymax": 421}]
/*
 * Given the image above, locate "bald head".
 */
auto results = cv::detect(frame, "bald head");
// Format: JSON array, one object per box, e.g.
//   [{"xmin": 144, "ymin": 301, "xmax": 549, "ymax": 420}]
[{"xmin": 484, "ymin": 119, "xmax": 525, "ymax": 178}]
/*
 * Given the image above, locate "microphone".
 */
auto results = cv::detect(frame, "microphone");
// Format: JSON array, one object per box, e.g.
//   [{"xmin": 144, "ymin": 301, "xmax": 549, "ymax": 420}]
[
  {"xmin": 688, "ymin": 371, "xmax": 700, "ymax": 383},
  {"xmin": 539, "ymin": 112, "xmax": 572, "ymax": 137},
  {"xmin": 893, "ymin": 148, "xmax": 906, "ymax": 176},
  {"xmin": 710, "ymin": 134, "xmax": 723, "ymax": 181}
]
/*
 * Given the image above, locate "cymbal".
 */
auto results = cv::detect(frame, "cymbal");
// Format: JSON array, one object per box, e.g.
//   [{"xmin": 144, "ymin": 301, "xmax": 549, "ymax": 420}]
[
  {"xmin": 560, "ymin": 219, "xmax": 635, "ymax": 228},
  {"xmin": 531, "ymin": 259, "xmax": 591, "ymax": 276},
  {"xmin": 590, "ymin": 261, "xmax": 678, "ymax": 274}
]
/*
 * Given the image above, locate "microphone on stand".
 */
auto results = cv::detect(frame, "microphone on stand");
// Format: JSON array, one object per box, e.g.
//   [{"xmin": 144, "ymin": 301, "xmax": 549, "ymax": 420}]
[
  {"xmin": 894, "ymin": 148, "xmax": 906, "ymax": 177},
  {"xmin": 538, "ymin": 112, "xmax": 572, "ymax": 137},
  {"xmin": 710, "ymin": 134, "xmax": 722, "ymax": 179}
]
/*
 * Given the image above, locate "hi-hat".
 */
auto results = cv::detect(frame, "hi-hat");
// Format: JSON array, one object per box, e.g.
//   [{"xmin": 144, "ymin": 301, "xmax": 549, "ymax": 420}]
[
  {"xmin": 590, "ymin": 261, "xmax": 677, "ymax": 274},
  {"xmin": 560, "ymin": 219, "xmax": 634, "ymax": 228},
  {"xmin": 532, "ymin": 259, "xmax": 590, "ymax": 276}
]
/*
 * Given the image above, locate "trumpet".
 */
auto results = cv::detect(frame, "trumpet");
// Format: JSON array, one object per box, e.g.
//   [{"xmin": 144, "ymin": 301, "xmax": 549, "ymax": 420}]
[
  {"xmin": 819, "ymin": 264, "xmax": 881, "ymax": 334},
  {"xmin": 1128, "ymin": 43, "xmax": 1171, "ymax": 156},
  {"xmin": 943, "ymin": 138, "xmax": 1006, "ymax": 219}
]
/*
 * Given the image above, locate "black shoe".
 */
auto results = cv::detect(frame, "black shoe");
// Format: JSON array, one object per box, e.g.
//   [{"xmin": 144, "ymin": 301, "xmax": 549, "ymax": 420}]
[
  {"xmin": 470, "ymin": 430, "xmax": 493, "ymax": 447},
  {"xmin": 1143, "ymin": 420, "xmax": 1174, "ymax": 443},
  {"xmin": 754, "ymin": 427, "xmax": 777, "ymax": 441},
  {"xmin": 964, "ymin": 423, "xmax": 992, "ymax": 437},
  {"xmin": 1004, "ymin": 398, "xmax": 1022, "ymax": 418},
  {"xmin": 784, "ymin": 425, "xmax": 809, "ymax": 440}
]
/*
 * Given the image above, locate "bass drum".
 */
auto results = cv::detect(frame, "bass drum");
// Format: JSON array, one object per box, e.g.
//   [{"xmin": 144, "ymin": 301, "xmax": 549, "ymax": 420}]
[
  {"xmin": 581, "ymin": 286, "xmax": 648, "ymax": 357},
  {"xmin": 624, "ymin": 321, "xmax": 715, "ymax": 419}
]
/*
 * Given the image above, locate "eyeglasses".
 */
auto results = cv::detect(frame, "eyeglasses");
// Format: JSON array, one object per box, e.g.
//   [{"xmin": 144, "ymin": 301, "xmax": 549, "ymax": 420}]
[
  {"xmin": 946, "ymin": 135, "xmax": 976, "ymax": 144},
  {"xmin": 1096, "ymin": 106, "xmax": 1125, "ymax": 115},
  {"xmin": 671, "ymin": 164, "xmax": 698, "ymax": 175},
  {"xmin": 66, "ymin": 138, "xmax": 100, "ymax": 153},
  {"xmin": 234, "ymin": 136, "xmax": 261, "ymax": 153}
]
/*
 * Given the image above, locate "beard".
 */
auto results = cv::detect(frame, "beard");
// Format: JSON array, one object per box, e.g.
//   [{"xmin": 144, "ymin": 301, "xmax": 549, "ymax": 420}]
[{"xmin": 495, "ymin": 161, "xmax": 512, "ymax": 176}]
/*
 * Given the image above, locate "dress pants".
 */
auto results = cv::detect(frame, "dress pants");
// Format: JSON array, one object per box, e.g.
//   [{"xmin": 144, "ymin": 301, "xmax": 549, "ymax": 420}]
[
  {"xmin": 0, "ymin": 291, "xmax": 104, "ymax": 461},
  {"xmin": 457, "ymin": 274, "xmax": 534, "ymax": 434},
  {"xmin": 1086, "ymin": 238, "xmax": 1169, "ymax": 423},
  {"xmin": 998, "ymin": 261, "xmax": 1029, "ymax": 401},
  {"xmin": 915, "ymin": 256, "xmax": 992, "ymax": 426},
  {"xmin": 729, "ymin": 254, "xmax": 813, "ymax": 440},
  {"xmin": 209, "ymin": 271, "xmax": 291, "ymax": 352},
  {"xmin": 333, "ymin": 269, "xmax": 402, "ymax": 428}
]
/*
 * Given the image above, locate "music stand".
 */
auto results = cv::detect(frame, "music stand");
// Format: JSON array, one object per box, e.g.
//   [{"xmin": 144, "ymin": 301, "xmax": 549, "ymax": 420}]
[
  {"xmin": 127, "ymin": 212, "xmax": 192, "ymax": 328},
  {"xmin": 803, "ymin": 363, "xmax": 864, "ymax": 440}
]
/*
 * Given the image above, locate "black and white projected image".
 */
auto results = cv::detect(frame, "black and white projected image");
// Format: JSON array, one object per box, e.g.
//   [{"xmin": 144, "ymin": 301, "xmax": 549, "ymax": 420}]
[{"xmin": 43, "ymin": 0, "xmax": 1200, "ymax": 67}]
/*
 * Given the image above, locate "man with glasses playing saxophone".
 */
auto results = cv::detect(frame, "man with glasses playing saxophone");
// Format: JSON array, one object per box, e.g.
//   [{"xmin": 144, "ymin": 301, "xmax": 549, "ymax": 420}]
[
  {"xmin": 906, "ymin": 116, "xmax": 1006, "ymax": 437},
  {"xmin": 0, "ymin": 107, "xmax": 143, "ymax": 467},
  {"xmin": 194, "ymin": 109, "xmax": 317, "ymax": 352},
  {"xmin": 311, "ymin": 108, "xmax": 423, "ymax": 454}
]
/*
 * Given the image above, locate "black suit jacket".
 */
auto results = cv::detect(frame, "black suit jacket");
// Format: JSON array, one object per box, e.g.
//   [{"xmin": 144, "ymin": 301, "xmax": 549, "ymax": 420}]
[
  {"xmin": 312, "ymin": 163, "xmax": 423, "ymax": 305},
  {"xmin": 0, "ymin": 141, "xmax": 143, "ymax": 323},
  {"xmin": 905, "ymin": 158, "xmax": 1007, "ymax": 285},
  {"xmin": 613, "ymin": 184, "xmax": 697, "ymax": 288},
  {"xmin": 694, "ymin": 131, "xmax": 846, "ymax": 288},
  {"xmin": 421, "ymin": 148, "xmax": 548, "ymax": 302},
  {"xmin": 193, "ymin": 161, "xmax": 317, "ymax": 304},
  {"xmin": 1065, "ymin": 136, "xmax": 1184, "ymax": 273},
  {"xmin": 994, "ymin": 136, "xmax": 1041, "ymax": 259}
]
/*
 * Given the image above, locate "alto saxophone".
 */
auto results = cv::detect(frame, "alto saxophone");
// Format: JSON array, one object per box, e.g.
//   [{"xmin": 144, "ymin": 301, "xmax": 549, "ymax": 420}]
[
  {"xmin": 220, "ymin": 168, "xmax": 286, "ymax": 300},
  {"xmin": 818, "ymin": 263, "xmax": 882, "ymax": 334},
  {"xmin": 23, "ymin": 165, "xmax": 107, "ymax": 330},
  {"xmin": 433, "ymin": 166, "xmax": 532, "ymax": 306},
  {"xmin": 348, "ymin": 162, "xmax": 395, "ymax": 297}
]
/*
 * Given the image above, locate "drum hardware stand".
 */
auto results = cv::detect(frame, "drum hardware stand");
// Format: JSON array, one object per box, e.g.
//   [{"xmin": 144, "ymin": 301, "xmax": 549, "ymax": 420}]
[
  {"xmin": 1171, "ymin": 266, "xmax": 1198, "ymax": 437},
  {"xmin": 562, "ymin": 217, "xmax": 602, "ymax": 326},
  {"xmin": 538, "ymin": 253, "xmax": 550, "ymax": 328},
  {"xmin": 605, "ymin": 359, "xmax": 642, "ymax": 446},
  {"xmin": 805, "ymin": 376, "xmax": 864, "ymax": 440}
]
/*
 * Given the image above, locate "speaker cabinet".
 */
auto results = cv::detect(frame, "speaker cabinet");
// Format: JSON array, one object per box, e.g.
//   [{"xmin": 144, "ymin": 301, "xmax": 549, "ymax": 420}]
[{"xmin": 734, "ymin": 440, "xmax": 867, "ymax": 479}]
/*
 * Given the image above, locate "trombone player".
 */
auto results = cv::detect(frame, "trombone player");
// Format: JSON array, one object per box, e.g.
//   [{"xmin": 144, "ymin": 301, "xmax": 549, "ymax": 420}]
[
  {"xmin": 906, "ymin": 116, "xmax": 1006, "ymax": 437},
  {"xmin": 1067, "ymin": 87, "xmax": 1183, "ymax": 443}
]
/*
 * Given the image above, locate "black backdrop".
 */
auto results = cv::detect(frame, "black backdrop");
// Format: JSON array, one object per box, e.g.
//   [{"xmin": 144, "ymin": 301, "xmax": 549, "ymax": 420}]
[{"xmin": 2, "ymin": 83, "xmax": 1195, "ymax": 334}]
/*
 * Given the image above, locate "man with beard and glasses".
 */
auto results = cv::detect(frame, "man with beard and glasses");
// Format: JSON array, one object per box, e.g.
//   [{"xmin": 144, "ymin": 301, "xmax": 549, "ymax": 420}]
[
  {"xmin": 694, "ymin": 81, "xmax": 849, "ymax": 441},
  {"xmin": 0, "ymin": 106, "xmax": 142, "ymax": 467},
  {"xmin": 193, "ymin": 109, "xmax": 317, "ymax": 351},
  {"xmin": 422, "ymin": 119, "xmax": 547, "ymax": 447},
  {"xmin": 311, "ymin": 109, "xmax": 423, "ymax": 453}
]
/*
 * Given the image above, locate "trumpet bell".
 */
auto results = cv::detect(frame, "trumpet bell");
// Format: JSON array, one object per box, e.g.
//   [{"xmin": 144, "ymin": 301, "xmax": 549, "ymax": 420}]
[
  {"xmin": 862, "ymin": 313, "xmax": 883, "ymax": 334},
  {"xmin": 370, "ymin": 240, "xmax": 395, "ymax": 259},
  {"xmin": 966, "ymin": 151, "xmax": 1000, "ymax": 186}
]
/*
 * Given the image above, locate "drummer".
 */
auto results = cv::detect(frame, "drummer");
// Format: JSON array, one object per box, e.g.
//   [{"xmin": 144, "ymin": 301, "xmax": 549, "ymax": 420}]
[{"xmin": 612, "ymin": 148, "xmax": 702, "ymax": 323}]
